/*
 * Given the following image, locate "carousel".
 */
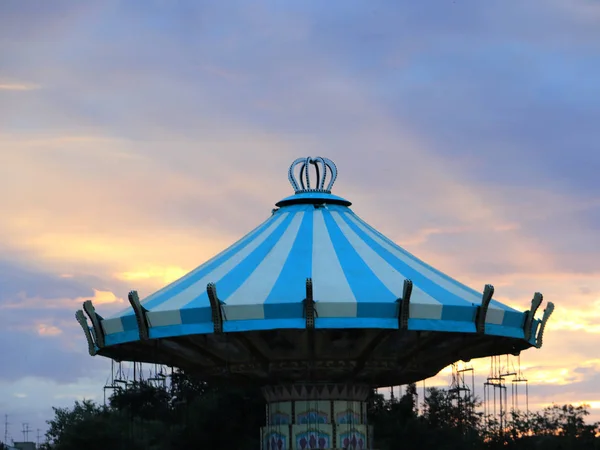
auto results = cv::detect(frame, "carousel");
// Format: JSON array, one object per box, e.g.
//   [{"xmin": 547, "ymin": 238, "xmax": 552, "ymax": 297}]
[{"xmin": 77, "ymin": 156, "xmax": 554, "ymax": 449}]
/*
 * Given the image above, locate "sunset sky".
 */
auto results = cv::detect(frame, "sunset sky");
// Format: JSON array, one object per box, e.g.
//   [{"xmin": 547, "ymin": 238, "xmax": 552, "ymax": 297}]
[{"xmin": 1, "ymin": 0, "xmax": 600, "ymax": 440}]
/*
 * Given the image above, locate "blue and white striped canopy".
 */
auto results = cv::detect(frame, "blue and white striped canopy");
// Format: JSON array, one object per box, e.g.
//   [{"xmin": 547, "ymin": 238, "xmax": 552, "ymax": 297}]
[{"xmin": 100, "ymin": 156, "xmax": 535, "ymax": 347}]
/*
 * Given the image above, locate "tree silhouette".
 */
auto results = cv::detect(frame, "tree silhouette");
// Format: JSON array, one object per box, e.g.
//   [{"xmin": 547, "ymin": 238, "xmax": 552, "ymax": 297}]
[{"xmin": 43, "ymin": 374, "xmax": 600, "ymax": 450}]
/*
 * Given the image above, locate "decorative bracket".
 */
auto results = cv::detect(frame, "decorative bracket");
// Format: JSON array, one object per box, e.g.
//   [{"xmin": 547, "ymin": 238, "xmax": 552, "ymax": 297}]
[
  {"xmin": 535, "ymin": 302, "xmax": 555, "ymax": 349},
  {"xmin": 128, "ymin": 291, "xmax": 149, "ymax": 340},
  {"xmin": 303, "ymin": 278, "xmax": 316, "ymax": 329},
  {"xmin": 397, "ymin": 279, "xmax": 413, "ymax": 330},
  {"xmin": 207, "ymin": 283, "xmax": 225, "ymax": 334},
  {"xmin": 523, "ymin": 292, "xmax": 543, "ymax": 341},
  {"xmin": 75, "ymin": 310, "xmax": 97, "ymax": 356},
  {"xmin": 475, "ymin": 284, "xmax": 495, "ymax": 334},
  {"xmin": 83, "ymin": 300, "xmax": 105, "ymax": 348}
]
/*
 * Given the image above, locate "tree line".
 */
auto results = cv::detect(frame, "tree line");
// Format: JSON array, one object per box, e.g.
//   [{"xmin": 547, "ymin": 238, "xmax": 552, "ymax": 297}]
[{"xmin": 7, "ymin": 371, "xmax": 596, "ymax": 450}]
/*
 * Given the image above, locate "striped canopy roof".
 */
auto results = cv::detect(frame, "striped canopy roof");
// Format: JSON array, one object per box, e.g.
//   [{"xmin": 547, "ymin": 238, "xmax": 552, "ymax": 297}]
[{"xmin": 93, "ymin": 157, "xmax": 551, "ymax": 349}]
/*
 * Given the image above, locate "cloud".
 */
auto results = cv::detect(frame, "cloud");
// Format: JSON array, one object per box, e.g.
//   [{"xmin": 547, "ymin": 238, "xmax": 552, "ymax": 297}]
[
  {"xmin": 0, "ymin": 325, "xmax": 105, "ymax": 383},
  {"xmin": 0, "ymin": 131, "xmax": 305, "ymax": 296},
  {"xmin": 0, "ymin": 262, "xmax": 126, "ymax": 386},
  {"xmin": 3, "ymin": 289, "xmax": 125, "ymax": 312},
  {"xmin": 37, "ymin": 324, "xmax": 63, "ymax": 337},
  {"xmin": 116, "ymin": 266, "xmax": 190, "ymax": 287},
  {"xmin": 0, "ymin": 82, "xmax": 40, "ymax": 91}
]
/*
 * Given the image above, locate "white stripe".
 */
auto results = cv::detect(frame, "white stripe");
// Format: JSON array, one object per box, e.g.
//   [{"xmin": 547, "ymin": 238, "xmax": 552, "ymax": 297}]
[
  {"xmin": 146, "ymin": 310, "xmax": 182, "ymax": 327},
  {"xmin": 152, "ymin": 212, "xmax": 290, "ymax": 312},
  {"xmin": 485, "ymin": 308, "xmax": 504, "ymax": 325},
  {"xmin": 410, "ymin": 303, "xmax": 443, "ymax": 320},
  {"xmin": 108, "ymin": 215, "xmax": 273, "ymax": 319},
  {"xmin": 345, "ymin": 212, "xmax": 505, "ymax": 321},
  {"xmin": 315, "ymin": 302, "xmax": 359, "ymax": 318},
  {"xmin": 222, "ymin": 304, "xmax": 265, "ymax": 321},
  {"xmin": 346, "ymin": 212, "xmax": 502, "ymax": 306},
  {"xmin": 225, "ymin": 211, "xmax": 305, "ymax": 311},
  {"xmin": 330, "ymin": 211, "xmax": 442, "ymax": 309},
  {"xmin": 102, "ymin": 318, "xmax": 124, "ymax": 334},
  {"xmin": 145, "ymin": 217, "xmax": 270, "ymax": 301},
  {"xmin": 312, "ymin": 210, "xmax": 357, "ymax": 317}
]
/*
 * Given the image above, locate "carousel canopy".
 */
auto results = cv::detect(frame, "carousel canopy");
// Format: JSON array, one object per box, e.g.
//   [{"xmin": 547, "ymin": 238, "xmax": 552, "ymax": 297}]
[
  {"xmin": 87, "ymin": 156, "xmax": 549, "ymax": 350},
  {"xmin": 76, "ymin": 157, "xmax": 553, "ymax": 385}
]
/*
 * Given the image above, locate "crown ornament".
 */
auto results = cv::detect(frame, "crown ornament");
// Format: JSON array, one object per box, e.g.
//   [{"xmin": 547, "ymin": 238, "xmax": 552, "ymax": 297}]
[{"xmin": 288, "ymin": 157, "xmax": 338, "ymax": 194}]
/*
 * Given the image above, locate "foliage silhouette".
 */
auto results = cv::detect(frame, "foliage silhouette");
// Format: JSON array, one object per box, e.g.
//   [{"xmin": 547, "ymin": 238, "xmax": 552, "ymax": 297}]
[{"xmin": 42, "ymin": 373, "xmax": 600, "ymax": 449}]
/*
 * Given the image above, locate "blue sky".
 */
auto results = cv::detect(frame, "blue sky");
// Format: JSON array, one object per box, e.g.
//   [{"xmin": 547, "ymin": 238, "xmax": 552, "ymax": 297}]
[{"xmin": 1, "ymin": 0, "xmax": 600, "ymax": 440}]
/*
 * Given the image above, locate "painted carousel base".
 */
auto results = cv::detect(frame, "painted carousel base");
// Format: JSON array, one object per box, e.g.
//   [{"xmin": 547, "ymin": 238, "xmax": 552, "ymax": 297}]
[{"xmin": 261, "ymin": 384, "xmax": 373, "ymax": 450}]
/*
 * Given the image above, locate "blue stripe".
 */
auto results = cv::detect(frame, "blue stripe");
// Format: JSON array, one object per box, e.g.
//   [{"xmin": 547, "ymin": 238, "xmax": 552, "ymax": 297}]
[
  {"xmin": 338, "ymin": 212, "xmax": 474, "ymax": 317},
  {"xmin": 408, "ymin": 318, "xmax": 477, "ymax": 333},
  {"xmin": 122, "ymin": 314, "xmax": 139, "ymax": 332},
  {"xmin": 316, "ymin": 317, "xmax": 397, "ymax": 329},
  {"xmin": 502, "ymin": 310, "xmax": 524, "ymax": 327},
  {"xmin": 182, "ymin": 212, "xmax": 298, "ymax": 310},
  {"xmin": 104, "ymin": 314, "xmax": 529, "ymax": 345},
  {"xmin": 105, "ymin": 329, "xmax": 141, "ymax": 346},
  {"xmin": 347, "ymin": 210, "xmax": 515, "ymax": 311},
  {"xmin": 142, "ymin": 215, "xmax": 276, "ymax": 310},
  {"xmin": 489, "ymin": 300, "xmax": 517, "ymax": 313},
  {"xmin": 321, "ymin": 210, "xmax": 397, "ymax": 318},
  {"xmin": 485, "ymin": 323, "xmax": 525, "ymax": 339},
  {"xmin": 440, "ymin": 305, "xmax": 477, "ymax": 322},
  {"xmin": 150, "ymin": 322, "xmax": 213, "ymax": 338},
  {"xmin": 264, "ymin": 207, "xmax": 314, "ymax": 319},
  {"xmin": 180, "ymin": 306, "xmax": 212, "ymax": 325},
  {"xmin": 224, "ymin": 318, "xmax": 305, "ymax": 332}
]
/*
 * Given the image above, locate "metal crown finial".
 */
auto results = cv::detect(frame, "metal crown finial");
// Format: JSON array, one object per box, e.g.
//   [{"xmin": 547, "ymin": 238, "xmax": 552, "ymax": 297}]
[{"xmin": 288, "ymin": 157, "xmax": 338, "ymax": 193}]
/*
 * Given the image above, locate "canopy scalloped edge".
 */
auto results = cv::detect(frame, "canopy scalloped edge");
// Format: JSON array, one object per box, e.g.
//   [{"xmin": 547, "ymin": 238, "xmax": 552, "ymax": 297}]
[{"xmin": 78, "ymin": 282, "xmax": 554, "ymax": 354}]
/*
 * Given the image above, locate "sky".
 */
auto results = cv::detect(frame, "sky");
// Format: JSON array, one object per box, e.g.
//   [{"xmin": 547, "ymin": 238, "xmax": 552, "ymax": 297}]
[{"xmin": 1, "ymin": 0, "xmax": 600, "ymax": 441}]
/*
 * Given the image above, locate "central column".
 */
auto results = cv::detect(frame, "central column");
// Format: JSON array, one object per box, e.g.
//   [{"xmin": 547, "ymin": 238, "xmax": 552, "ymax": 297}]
[{"xmin": 260, "ymin": 383, "xmax": 372, "ymax": 450}]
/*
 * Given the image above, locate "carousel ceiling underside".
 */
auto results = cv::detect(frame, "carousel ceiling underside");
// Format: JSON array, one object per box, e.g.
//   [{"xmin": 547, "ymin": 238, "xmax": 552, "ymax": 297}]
[{"xmin": 96, "ymin": 327, "xmax": 535, "ymax": 388}]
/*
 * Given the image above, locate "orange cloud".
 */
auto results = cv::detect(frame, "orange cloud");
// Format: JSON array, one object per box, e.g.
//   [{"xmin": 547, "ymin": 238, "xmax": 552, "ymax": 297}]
[
  {"xmin": 38, "ymin": 324, "xmax": 63, "ymax": 337},
  {"xmin": 580, "ymin": 401, "xmax": 600, "ymax": 410},
  {"xmin": 526, "ymin": 367, "xmax": 575, "ymax": 385},
  {"xmin": 0, "ymin": 132, "xmax": 291, "ymax": 273},
  {"xmin": 87, "ymin": 289, "xmax": 124, "ymax": 306},
  {"xmin": 116, "ymin": 266, "xmax": 189, "ymax": 286},
  {"xmin": 0, "ymin": 82, "xmax": 40, "ymax": 91},
  {"xmin": 550, "ymin": 302, "xmax": 600, "ymax": 334},
  {"xmin": 1, "ymin": 289, "xmax": 125, "ymax": 310}
]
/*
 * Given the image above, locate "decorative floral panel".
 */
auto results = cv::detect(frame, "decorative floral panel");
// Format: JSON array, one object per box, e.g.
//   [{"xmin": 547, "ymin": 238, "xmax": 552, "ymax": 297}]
[{"xmin": 292, "ymin": 424, "xmax": 333, "ymax": 449}]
